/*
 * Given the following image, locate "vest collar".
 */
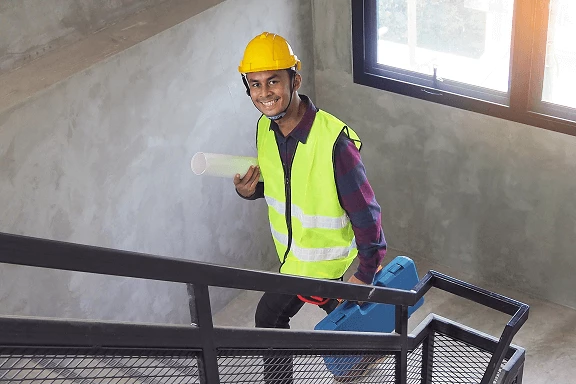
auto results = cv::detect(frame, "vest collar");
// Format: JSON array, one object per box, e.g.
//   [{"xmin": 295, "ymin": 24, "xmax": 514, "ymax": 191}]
[{"xmin": 269, "ymin": 94, "xmax": 318, "ymax": 144}]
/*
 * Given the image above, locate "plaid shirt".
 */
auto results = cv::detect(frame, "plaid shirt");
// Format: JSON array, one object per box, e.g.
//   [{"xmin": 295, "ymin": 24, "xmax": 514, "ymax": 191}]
[{"xmin": 244, "ymin": 95, "xmax": 387, "ymax": 284}]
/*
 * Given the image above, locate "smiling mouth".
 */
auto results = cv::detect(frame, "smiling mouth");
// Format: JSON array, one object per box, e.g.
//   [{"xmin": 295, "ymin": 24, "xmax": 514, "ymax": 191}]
[{"xmin": 260, "ymin": 99, "xmax": 279, "ymax": 107}]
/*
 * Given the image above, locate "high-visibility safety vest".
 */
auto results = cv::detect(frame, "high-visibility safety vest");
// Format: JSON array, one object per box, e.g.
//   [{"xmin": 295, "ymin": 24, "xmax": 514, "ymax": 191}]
[{"xmin": 257, "ymin": 110, "xmax": 362, "ymax": 279}]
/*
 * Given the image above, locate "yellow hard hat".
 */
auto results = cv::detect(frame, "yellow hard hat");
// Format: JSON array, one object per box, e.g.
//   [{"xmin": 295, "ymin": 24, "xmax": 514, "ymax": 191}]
[{"xmin": 238, "ymin": 32, "xmax": 302, "ymax": 73}]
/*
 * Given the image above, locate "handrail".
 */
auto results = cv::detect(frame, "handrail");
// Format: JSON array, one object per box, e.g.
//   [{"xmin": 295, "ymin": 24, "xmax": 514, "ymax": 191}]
[
  {"xmin": 413, "ymin": 271, "xmax": 529, "ymax": 384},
  {"xmin": 0, "ymin": 232, "xmax": 414, "ymax": 305},
  {"xmin": 0, "ymin": 231, "xmax": 529, "ymax": 384},
  {"xmin": 0, "ymin": 232, "xmax": 529, "ymax": 325}
]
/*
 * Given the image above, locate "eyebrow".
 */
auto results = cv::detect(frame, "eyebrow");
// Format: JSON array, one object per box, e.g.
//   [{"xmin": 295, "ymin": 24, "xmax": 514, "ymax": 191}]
[{"xmin": 249, "ymin": 75, "xmax": 279, "ymax": 83}]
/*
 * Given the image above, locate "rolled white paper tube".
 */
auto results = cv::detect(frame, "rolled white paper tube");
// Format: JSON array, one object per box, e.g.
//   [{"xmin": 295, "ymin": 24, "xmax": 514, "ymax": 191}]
[{"xmin": 191, "ymin": 152, "xmax": 262, "ymax": 180}]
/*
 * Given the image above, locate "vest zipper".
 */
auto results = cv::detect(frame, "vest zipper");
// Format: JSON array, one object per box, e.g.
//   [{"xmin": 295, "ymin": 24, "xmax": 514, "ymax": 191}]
[{"xmin": 279, "ymin": 141, "xmax": 299, "ymax": 272}]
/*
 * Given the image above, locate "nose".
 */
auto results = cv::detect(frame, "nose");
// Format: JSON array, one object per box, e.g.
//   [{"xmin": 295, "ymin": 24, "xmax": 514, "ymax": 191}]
[{"xmin": 260, "ymin": 83, "xmax": 272, "ymax": 96}]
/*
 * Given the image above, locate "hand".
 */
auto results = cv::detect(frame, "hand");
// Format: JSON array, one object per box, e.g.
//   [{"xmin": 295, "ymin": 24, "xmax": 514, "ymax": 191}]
[
  {"xmin": 347, "ymin": 274, "xmax": 370, "ymax": 286},
  {"xmin": 234, "ymin": 166, "xmax": 260, "ymax": 197},
  {"xmin": 347, "ymin": 265, "xmax": 383, "ymax": 286},
  {"xmin": 347, "ymin": 274, "xmax": 370, "ymax": 305}
]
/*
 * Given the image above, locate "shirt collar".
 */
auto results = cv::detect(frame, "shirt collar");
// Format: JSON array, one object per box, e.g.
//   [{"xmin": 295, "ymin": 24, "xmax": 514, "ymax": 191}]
[{"xmin": 269, "ymin": 94, "xmax": 317, "ymax": 144}]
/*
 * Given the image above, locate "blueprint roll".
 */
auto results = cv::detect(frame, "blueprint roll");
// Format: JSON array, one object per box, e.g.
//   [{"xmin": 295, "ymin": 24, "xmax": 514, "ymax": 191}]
[{"xmin": 191, "ymin": 152, "xmax": 262, "ymax": 180}]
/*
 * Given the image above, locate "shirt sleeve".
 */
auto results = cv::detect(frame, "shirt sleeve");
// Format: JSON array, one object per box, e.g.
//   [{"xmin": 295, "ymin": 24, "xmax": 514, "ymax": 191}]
[
  {"xmin": 236, "ymin": 182, "xmax": 265, "ymax": 200},
  {"xmin": 334, "ymin": 133, "xmax": 387, "ymax": 284}
]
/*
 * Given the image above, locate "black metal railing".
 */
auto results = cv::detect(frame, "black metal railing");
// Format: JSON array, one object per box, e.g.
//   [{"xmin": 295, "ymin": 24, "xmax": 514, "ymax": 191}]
[{"xmin": 0, "ymin": 232, "xmax": 529, "ymax": 384}]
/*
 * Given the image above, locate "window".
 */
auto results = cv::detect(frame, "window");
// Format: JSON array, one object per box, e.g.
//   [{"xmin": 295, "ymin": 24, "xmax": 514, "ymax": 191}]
[{"xmin": 352, "ymin": 0, "xmax": 576, "ymax": 136}]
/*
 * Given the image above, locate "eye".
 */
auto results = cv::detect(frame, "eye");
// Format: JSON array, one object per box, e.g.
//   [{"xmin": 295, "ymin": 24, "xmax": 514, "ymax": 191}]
[
  {"xmin": 251, "ymin": 83, "xmax": 260, "ymax": 88},
  {"xmin": 268, "ymin": 80, "xmax": 278, "ymax": 86}
]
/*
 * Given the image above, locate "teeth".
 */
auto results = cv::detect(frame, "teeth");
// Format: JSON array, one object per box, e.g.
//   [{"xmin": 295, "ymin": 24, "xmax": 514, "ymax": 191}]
[{"xmin": 262, "ymin": 99, "xmax": 278, "ymax": 107}]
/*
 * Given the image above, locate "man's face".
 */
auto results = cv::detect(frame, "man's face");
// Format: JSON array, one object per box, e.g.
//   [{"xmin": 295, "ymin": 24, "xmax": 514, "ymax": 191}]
[{"xmin": 246, "ymin": 70, "xmax": 295, "ymax": 117}]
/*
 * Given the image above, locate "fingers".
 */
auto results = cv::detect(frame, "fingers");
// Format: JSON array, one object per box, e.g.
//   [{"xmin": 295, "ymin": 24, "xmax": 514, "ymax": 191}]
[
  {"xmin": 234, "ymin": 166, "xmax": 260, "ymax": 197},
  {"xmin": 243, "ymin": 166, "xmax": 256, "ymax": 181},
  {"xmin": 250, "ymin": 170, "xmax": 260, "ymax": 188},
  {"xmin": 248, "ymin": 167, "xmax": 260, "ymax": 185},
  {"xmin": 234, "ymin": 166, "xmax": 255, "ymax": 185},
  {"xmin": 245, "ymin": 167, "xmax": 260, "ymax": 193}
]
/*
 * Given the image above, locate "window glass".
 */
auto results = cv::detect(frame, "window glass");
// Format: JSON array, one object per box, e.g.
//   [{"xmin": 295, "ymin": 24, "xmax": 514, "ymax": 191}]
[
  {"xmin": 542, "ymin": 0, "xmax": 576, "ymax": 109},
  {"xmin": 377, "ymin": 0, "xmax": 514, "ymax": 92}
]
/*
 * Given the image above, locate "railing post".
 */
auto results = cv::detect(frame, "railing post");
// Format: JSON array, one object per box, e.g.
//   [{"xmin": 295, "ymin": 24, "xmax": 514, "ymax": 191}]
[
  {"xmin": 514, "ymin": 364, "xmax": 524, "ymax": 384},
  {"xmin": 192, "ymin": 284, "xmax": 220, "ymax": 384},
  {"xmin": 420, "ymin": 331, "xmax": 434, "ymax": 384},
  {"xmin": 395, "ymin": 305, "xmax": 409, "ymax": 384},
  {"xmin": 480, "ymin": 326, "xmax": 516, "ymax": 384},
  {"xmin": 186, "ymin": 284, "xmax": 198, "ymax": 325}
]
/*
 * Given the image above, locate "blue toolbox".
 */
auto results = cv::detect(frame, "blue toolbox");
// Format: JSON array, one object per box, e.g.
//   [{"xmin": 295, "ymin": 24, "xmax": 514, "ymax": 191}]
[{"xmin": 315, "ymin": 256, "xmax": 424, "ymax": 378}]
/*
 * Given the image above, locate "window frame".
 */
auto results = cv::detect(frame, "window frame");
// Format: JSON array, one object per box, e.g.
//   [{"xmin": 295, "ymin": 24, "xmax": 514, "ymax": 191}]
[{"xmin": 352, "ymin": 0, "xmax": 576, "ymax": 137}]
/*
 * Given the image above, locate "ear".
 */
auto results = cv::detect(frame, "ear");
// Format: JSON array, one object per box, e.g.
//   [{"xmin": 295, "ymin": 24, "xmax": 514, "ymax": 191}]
[{"xmin": 292, "ymin": 73, "xmax": 302, "ymax": 92}]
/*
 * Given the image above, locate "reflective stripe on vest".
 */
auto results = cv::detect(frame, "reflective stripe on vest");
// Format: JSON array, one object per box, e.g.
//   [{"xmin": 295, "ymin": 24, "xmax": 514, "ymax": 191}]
[
  {"xmin": 265, "ymin": 196, "xmax": 350, "ymax": 229},
  {"xmin": 269, "ymin": 226, "xmax": 357, "ymax": 262}
]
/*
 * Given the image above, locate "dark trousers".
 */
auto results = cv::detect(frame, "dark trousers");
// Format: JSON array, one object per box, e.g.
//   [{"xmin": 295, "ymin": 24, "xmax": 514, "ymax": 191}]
[{"xmin": 255, "ymin": 292, "xmax": 339, "ymax": 383}]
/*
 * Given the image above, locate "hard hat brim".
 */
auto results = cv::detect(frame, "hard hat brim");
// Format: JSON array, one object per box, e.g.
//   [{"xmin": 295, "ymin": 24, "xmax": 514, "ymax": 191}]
[{"xmin": 238, "ymin": 59, "xmax": 301, "ymax": 74}]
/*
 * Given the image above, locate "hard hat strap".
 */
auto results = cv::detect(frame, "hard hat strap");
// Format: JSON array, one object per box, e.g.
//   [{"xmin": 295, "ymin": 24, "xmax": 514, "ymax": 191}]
[
  {"xmin": 267, "ymin": 69, "xmax": 296, "ymax": 121},
  {"xmin": 242, "ymin": 75, "xmax": 251, "ymax": 96}
]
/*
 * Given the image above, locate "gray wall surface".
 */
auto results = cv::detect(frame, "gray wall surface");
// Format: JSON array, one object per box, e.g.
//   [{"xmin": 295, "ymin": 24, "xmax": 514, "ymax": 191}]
[
  {"xmin": 0, "ymin": 0, "xmax": 170, "ymax": 74},
  {"xmin": 312, "ymin": 0, "xmax": 576, "ymax": 309},
  {"xmin": 0, "ymin": 0, "xmax": 315, "ymax": 323}
]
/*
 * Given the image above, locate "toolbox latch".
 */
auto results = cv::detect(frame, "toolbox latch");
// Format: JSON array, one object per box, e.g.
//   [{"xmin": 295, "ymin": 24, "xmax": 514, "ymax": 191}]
[{"xmin": 389, "ymin": 263, "xmax": 403, "ymax": 275}]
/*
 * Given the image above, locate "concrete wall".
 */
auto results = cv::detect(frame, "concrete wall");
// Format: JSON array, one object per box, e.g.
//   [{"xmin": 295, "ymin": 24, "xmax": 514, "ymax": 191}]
[
  {"xmin": 0, "ymin": 0, "xmax": 171, "ymax": 74},
  {"xmin": 0, "ymin": 0, "xmax": 315, "ymax": 323},
  {"xmin": 312, "ymin": 0, "xmax": 576, "ymax": 309}
]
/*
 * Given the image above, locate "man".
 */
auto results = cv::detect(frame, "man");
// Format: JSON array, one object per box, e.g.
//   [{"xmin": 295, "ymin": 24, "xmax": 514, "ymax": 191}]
[{"xmin": 234, "ymin": 32, "xmax": 387, "ymax": 383}]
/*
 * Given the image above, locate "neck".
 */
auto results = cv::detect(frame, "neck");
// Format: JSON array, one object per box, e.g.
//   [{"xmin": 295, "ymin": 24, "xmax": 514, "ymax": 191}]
[{"xmin": 276, "ymin": 94, "xmax": 304, "ymax": 137}]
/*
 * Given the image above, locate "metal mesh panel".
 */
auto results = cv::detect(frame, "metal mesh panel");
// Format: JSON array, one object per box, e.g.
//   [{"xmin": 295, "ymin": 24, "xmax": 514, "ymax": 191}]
[
  {"xmin": 407, "ymin": 343, "xmax": 423, "ymax": 384},
  {"xmin": 218, "ymin": 349, "xmax": 403, "ymax": 383},
  {"xmin": 432, "ymin": 333, "xmax": 508, "ymax": 384},
  {"xmin": 0, "ymin": 347, "xmax": 200, "ymax": 384},
  {"xmin": 0, "ymin": 335, "xmax": 514, "ymax": 384}
]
